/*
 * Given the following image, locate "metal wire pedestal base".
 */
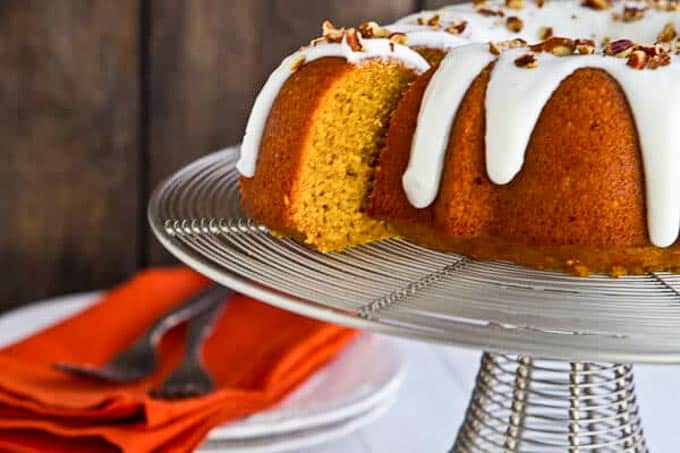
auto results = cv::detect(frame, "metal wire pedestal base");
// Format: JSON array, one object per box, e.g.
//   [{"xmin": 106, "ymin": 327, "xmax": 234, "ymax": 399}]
[{"xmin": 453, "ymin": 353, "xmax": 646, "ymax": 452}]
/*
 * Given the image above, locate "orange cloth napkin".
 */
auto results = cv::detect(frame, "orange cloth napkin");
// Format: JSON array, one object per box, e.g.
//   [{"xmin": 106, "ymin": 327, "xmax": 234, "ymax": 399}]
[{"xmin": 0, "ymin": 268, "xmax": 357, "ymax": 452}]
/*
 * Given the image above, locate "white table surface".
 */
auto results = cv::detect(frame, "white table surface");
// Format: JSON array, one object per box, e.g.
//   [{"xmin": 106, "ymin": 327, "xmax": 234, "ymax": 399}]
[{"xmin": 303, "ymin": 337, "xmax": 680, "ymax": 453}]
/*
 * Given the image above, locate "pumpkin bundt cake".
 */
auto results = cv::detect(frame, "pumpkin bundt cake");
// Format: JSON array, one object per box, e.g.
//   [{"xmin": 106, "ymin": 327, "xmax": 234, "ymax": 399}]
[{"xmin": 239, "ymin": 0, "xmax": 680, "ymax": 275}]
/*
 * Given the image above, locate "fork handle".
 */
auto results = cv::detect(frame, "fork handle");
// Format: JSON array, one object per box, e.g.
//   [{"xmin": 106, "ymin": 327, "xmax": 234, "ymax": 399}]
[
  {"xmin": 185, "ymin": 298, "xmax": 226, "ymax": 356},
  {"xmin": 148, "ymin": 284, "xmax": 231, "ymax": 345}
]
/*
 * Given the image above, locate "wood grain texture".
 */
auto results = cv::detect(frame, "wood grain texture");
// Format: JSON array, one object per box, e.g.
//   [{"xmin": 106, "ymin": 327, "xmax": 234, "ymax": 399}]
[
  {"xmin": 0, "ymin": 1, "xmax": 140, "ymax": 309},
  {"xmin": 147, "ymin": 0, "xmax": 417, "ymax": 263}
]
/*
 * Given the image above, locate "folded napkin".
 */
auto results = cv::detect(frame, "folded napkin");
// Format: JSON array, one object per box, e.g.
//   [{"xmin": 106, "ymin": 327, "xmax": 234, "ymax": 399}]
[{"xmin": 0, "ymin": 268, "xmax": 357, "ymax": 452}]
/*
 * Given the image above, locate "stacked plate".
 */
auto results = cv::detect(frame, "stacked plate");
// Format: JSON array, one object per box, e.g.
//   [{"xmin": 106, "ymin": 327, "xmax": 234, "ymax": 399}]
[{"xmin": 0, "ymin": 293, "xmax": 405, "ymax": 452}]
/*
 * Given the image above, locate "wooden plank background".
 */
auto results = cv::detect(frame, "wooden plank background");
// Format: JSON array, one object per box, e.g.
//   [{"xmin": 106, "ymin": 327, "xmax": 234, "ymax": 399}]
[
  {"xmin": 1, "ymin": 1, "xmax": 140, "ymax": 310},
  {"xmin": 2, "ymin": 0, "xmax": 459, "ymax": 310}
]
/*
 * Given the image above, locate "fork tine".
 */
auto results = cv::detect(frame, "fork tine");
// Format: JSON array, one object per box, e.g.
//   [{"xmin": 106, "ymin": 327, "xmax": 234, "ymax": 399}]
[{"xmin": 150, "ymin": 300, "xmax": 225, "ymax": 399}]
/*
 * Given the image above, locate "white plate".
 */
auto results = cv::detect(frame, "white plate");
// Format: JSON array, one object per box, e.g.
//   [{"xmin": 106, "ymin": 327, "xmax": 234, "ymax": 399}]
[
  {"xmin": 0, "ymin": 292, "xmax": 404, "ymax": 444},
  {"xmin": 213, "ymin": 331, "xmax": 402, "ymax": 440},
  {"xmin": 199, "ymin": 396, "xmax": 395, "ymax": 452}
]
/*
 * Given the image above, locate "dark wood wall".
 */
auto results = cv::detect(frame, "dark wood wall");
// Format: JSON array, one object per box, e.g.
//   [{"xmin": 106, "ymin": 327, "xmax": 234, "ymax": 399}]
[{"xmin": 2, "ymin": 0, "xmax": 451, "ymax": 310}]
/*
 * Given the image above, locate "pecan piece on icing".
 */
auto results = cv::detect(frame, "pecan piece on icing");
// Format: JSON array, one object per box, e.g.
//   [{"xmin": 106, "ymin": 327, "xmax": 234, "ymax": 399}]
[
  {"xmin": 581, "ymin": 0, "xmax": 612, "ymax": 10},
  {"xmin": 506, "ymin": 16, "xmax": 524, "ymax": 33},
  {"xmin": 604, "ymin": 38, "xmax": 635, "ymax": 57},
  {"xmin": 514, "ymin": 53, "xmax": 538, "ymax": 68}
]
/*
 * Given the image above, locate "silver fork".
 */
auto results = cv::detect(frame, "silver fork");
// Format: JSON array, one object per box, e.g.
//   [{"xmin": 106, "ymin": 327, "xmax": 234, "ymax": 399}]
[
  {"xmin": 149, "ymin": 297, "xmax": 226, "ymax": 399},
  {"xmin": 53, "ymin": 284, "xmax": 231, "ymax": 383}
]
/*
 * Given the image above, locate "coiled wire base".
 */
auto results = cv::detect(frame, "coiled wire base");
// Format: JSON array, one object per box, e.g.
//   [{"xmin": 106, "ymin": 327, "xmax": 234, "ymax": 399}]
[{"xmin": 453, "ymin": 353, "xmax": 646, "ymax": 452}]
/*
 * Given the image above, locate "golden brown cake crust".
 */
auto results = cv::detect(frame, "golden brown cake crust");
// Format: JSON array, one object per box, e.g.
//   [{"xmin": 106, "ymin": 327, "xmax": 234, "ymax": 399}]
[
  {"xmin": 240, "ymin": 58, "xmax": 352, "ymax": 237},
  {"xmin": 241, "ymin": 57, "xmax": 417, "ymax": 251},
  {"xmin": 370, "ymin": 64, "xmax": 680, "ymax": 275},
  {"xmin": 367, "ymin": 69, "xmax": 436, "ymax": 226}
]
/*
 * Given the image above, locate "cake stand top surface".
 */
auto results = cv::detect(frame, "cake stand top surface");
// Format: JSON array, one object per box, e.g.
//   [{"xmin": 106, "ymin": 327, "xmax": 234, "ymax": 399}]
[{"xmin": 149, "ymin": 147, "xmax": 680, "ymax": 363}]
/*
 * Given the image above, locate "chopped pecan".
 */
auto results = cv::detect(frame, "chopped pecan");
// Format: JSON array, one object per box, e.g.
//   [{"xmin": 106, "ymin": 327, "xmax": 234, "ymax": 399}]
[
  {"xmin": 309, "ymin": 36, "xmax": 326, "ymax": 47},
  {"xmin": 648, "ymin": 52, "xmax": 672, "ymax": 68},
  {"xmin": 657, "ymin": 22, "xmax": 677, "ymax": 42},
  {"xmin": 652, "ymin": 0, "xmax": 680, "ymax": 12},
  {"xmin": 446, "ymin": 21, "xmax": 468, "ymax": 34},
  {"xmin": 358, "ymin": 21, "xmax": 391, "ymax": 39},
  {"xmin": 322, "ymin": 20, "xmax": 338, "ymax": 37},
  {"xmin": 322, "ymin": 20, "xmax": 344, "ymax": 43},
  {"xmin": 418, "ymin": 14, "xmax": 441, "ymax": 27},
  {"xmin": 508, "ymin": 38, "xmax": 528, "ymax": 48},
  {"xmin": 581, "ymin": 0, "xmax": 612, "ymax": 9},
  {"xmin": 536, "ymin": 0, "xmax": 546, "ymax": 6},
  {"xmin": 478, "ymin": 8, "xmax": 505, "ymax": 17},
  {"xmin": 489, "ymin": 41, "xmax": 502, "ymax": 55},
  {"xmin": 531, "ymin": 37, "xmax": 576, "ymax": 56},
  {"xmin": 575, "ymin": 38, "xmax": 597, "ymax": 54},
  {"xmin": 345, "ymin": 28, "xmax": 363, "ymax": 51},
  {"xmin": 388, "ymin": 32, "xmax": 408, "ymax": 45},
  {"xmin": 622, "ymin": 5, "xmax": 647, "ymax": 21},
  {"xmin": 627, "ymin": 50, "xmax": 648, "ymax": 69},
  {"xmin": 358, "ymin": 22, "xmax": 375, "ymax": 38},
  {"xmin": 506, "ymin": 16, "xmax": 524, "ymax": 32},
  {"xmin": 656, "ymin": 41, "xmax": 673, "ymax": 53},
  {"xmin": 491, "ymin": 38, "xmax": 528, "ymax": 55},
  {"xmin": 514, "ymin": 53, "xmax": 538, "ymax": 68},
  {"xmin": 539, "ymin": 26, "xmax": 554, "ymax": 40},
  {"xmin": 604, "ymin": 38, "xmax": 635, "ymax": 57},
  {"xmin": 427, "ymin": 14, "xmax": 441, "ymax": 28},
  {"xmin": 637, "ymin": 44, "xmax": 661, "ymax": 57},
  {"xmin": 505, "ymin": 0, "xmax": 524, "ymax": 9}
]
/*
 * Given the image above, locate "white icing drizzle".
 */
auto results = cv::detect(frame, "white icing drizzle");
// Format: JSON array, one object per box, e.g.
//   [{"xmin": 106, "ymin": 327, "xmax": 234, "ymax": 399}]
[
  {"xmin": 403, "ymin": 44, "xmax": 496, "ymax": 208},
  {"xmin": 402, "ymin": 0, "xmax": 680, "ymax": 247},
  {"xmin": 237, "ymin": 37, "xmax": 430, "ymax": 177}
]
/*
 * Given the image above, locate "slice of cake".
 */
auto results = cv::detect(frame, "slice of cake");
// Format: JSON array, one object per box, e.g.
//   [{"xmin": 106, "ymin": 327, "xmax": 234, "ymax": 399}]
[{"xmin": 238, "ymin": 24, "xmax": 428, "ymax": 251}]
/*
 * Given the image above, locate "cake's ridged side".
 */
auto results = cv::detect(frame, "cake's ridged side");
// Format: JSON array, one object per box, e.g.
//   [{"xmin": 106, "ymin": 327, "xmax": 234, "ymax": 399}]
[
  {"xmin": 370, "ymin": 65, "xmax": 680, "ymax": 275},
  {"xmin": 434, "ymin": 65, "xmax": 496, "ymax": 238},
  {"xmin": 495, "ymin": 68, "xmax": 648, "ymax": 248},
  {"xmin": 367, "ymin": 70, "xmax": 436, "ymax": 226},
  {"xmin": 366, "ymin": 48, "xmax": 446, "ymax": 226}
]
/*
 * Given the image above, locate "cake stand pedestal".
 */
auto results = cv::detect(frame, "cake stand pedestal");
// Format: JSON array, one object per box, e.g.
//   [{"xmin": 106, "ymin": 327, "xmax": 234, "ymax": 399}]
[
  {"xmin": 149, "ymin": 148, "xmax": 680, "ymax": 452},
  {"xmin": 453, "ymin": 354, "xmax": 644, "ymax": 451}
]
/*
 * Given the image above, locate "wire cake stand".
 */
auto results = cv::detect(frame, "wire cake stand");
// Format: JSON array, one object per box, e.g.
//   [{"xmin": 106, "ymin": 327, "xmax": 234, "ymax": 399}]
[{"xmin": 149, "ymin": 147, "xmax": 680, "ymax": 452}]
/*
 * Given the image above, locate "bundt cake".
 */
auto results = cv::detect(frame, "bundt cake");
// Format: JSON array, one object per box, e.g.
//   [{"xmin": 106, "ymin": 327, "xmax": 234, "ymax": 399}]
[{"xmin": 238, "ymin": 0, "xmax": 680, "ymax": 276}]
